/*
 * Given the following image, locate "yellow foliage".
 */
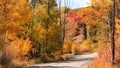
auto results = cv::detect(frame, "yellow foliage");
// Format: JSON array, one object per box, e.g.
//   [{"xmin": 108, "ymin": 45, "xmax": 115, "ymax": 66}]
[
  {"xmin": 79, "ymin": 40, "xmax": 89, "ymax": 51},
  {"xmin": 63, "ymin": 39, "xmax": 78, "ymax": 54},
  {"xmin": 34, "ymin": 5, "xmax": 49, "ymax": 19},
  {"xmin": 0, "ymin": 0, "xmax": 31, "ymax": 34},
  {"xmin": 71, "ymin": 42, "xmax": 77, "ymax": 54},
  {"xmin": 115, "ymin": 18, "xmax": 120, "ymax": 33},
  {"xmin": 61, "ymin": 54, "xmax": 68, "ymax": 60},
  {"xmin": 19, "ymin": 38, "xmax": 32, "ymax": 55},
  {"xmin": 63, "ymin": 39, "xmax": 72, "ymax": 53},
  {"xmin": 91, "ymin": 0, "xmax": 111, "ymax": 8},
  {"xmin": 5, "ymin": 36, "xmax": 32, "ymax": 60}
]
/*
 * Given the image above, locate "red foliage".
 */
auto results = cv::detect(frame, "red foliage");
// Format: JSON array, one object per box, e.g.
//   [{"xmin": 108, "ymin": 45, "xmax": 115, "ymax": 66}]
[
  {"xmin": 68, "ymin": 14, "xmax": 82, "ymax": 22},
  {"xmin": 75, "ymin": 17, "xmax": 82, "ymax": 22},
  {"xmin": 68, "ymin": 14, "xmax": 77, "ymax": 18}
]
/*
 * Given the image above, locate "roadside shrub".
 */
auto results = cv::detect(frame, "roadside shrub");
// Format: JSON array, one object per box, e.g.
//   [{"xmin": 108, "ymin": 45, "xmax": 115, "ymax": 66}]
[{"xmin": 0, "ymin": 37, "xmax": 32, "ymax": 67}]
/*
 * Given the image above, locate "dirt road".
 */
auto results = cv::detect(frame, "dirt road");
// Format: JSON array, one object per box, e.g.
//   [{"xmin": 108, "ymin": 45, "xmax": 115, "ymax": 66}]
[{"xmin": 24, "ymin": 52, "xmax": 98, "ymax": 68}]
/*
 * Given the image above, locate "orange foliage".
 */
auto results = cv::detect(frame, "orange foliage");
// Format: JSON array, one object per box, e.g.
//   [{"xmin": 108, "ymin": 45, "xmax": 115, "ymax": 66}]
[
  {"xmin": 115, "ymin": 18, "xmax": 120, "ymax": 33},
  {"xmin": 63, "ymin": 39, "xmax": 78, "ymax": 54},
  {"xmin": 5, "ymin": 37, "xmax": 32, "ymax": 60},
  {"xmin": 92, "ymin": 34, "xmax": 120, "ymax": 68},
  {"xmin": 0, "ymin": 0, "xmax": 31, "ymax": 34}
]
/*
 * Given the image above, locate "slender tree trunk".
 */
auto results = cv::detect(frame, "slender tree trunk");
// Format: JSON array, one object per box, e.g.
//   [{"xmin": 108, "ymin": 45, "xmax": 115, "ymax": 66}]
[
  {"xmin": 1, "ymin": 1, "xmax": 7, "ymax": 64},
  {"xmin": 58, "ymin": 0, "xmax": 62, "ymax": 26},
  {"xmin": 110, "ymin": 0, "xmax": 116, "ymax": 63},
  {"xmin": 58, "ymin": 0, "xmax": 63, "ymax": 44},
  {"xmin": 31, "ymin": 0, "xmax": 36, "ymax": 9},
  {"xmin": 83, "ymin": 23, "xmax": 87, "ymax": 40},
  {"xmin": 29, "ymin": 0, "xmax": 36, "ymax": 40},
  {"xmin": 58, "ymin": 0, "xmax": 64, "ymax": 45},
  {"xmin": 44, "ymin": 0, "xmax": 50, "ymax": 54},
  {"xmin": 61, "ymin": 0, "xmax": 71, "ymax": 45},
  {"xmin": 28, "ymin": 0, "xmax": 37, "ymax": 57},
  {"xmin": 1, "ymin": 27, "xmax": 6, "ymax": 64},
  {"xmin": 62, "ymin": 17, "xmax": 65, "ymax": 45}
]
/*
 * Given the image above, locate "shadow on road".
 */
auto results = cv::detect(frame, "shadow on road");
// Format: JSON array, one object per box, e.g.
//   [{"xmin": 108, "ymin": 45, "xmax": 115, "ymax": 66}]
[{"xmin": 58, "ymin": 58, "xmax": 94, "ymax": 63}]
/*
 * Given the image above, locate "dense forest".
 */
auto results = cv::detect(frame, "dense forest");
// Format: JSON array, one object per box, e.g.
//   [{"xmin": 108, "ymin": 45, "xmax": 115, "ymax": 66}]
[{"xmin": 0, "ymin": 0, "xmax": 120, "ymax": 68}]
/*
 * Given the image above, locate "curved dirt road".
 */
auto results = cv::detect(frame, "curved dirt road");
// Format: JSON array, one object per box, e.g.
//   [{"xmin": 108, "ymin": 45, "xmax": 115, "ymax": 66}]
[{"xmin": 24, "ymin": 52, "xmax": 98, "ymax": 68}]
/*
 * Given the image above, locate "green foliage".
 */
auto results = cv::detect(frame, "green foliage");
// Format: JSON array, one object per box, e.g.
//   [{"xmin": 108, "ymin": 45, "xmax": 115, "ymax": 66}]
[{"xmin": 28, "ymin": 1, "xmax": 63, "ymax": 62}]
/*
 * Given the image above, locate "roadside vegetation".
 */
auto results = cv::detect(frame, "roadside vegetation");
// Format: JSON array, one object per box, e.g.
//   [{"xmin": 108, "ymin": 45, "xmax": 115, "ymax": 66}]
[{"xmin": 0, "ymin": 0, "xmax": 120, "ymax": 68}]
